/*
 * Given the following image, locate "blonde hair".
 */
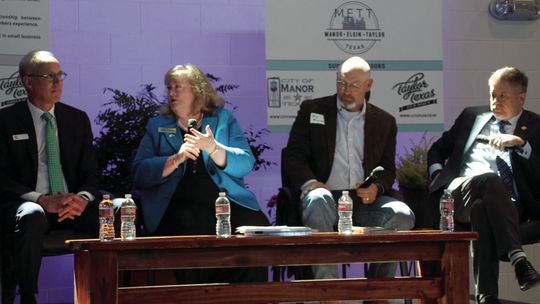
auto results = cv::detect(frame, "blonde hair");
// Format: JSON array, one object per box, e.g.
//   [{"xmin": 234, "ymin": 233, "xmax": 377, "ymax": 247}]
[{"xmin": 162, "ymin": 64, "xmax": 224, "ymax": 116}]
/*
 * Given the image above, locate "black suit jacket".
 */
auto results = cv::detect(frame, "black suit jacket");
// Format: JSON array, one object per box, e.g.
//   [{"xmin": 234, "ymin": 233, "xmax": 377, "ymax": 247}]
[
  {"xmin": 428, "ymin": 105, "xmax": 540, "ymax": 220},
  {"xmin": 0, "ymin": 101, "xmax": 99, "ymax": 210},
  {"xmin": 283, "ymin": 94, "xmax": 398, "ymax": 193}
]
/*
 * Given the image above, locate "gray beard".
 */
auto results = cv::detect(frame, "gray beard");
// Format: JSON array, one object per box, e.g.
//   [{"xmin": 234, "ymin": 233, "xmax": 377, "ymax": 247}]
[{"xmin": 340, "ymin": 100, "xmax": 358, "ymax": 111}]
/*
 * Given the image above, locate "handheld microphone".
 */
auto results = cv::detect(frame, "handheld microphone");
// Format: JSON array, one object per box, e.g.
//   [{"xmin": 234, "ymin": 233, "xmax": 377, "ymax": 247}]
[
  {"xmin": 187, "ymin": 119, "xmax": 197, "ymax": 132},
  {"xmin": 187, "ymin": 119, "xmax": 198, "ymax": 173},
  {"xmin": 359, "ymin": 166, "xmax": 384, "ymax": 189},
  {"xmin": 476, "ymin": 134, "xmax": 490, "ymax": 145}
]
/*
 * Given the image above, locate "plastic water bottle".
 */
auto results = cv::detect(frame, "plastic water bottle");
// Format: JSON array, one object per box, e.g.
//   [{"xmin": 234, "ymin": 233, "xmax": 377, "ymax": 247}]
[
  {"xmin": 120, "ymin": 194, "xmax": 137, "ymax": 240},
  {"xmin": 99, "ymin": 194, "xmax": 115, "ymax": 241},
  {"xmin": 439, "ymin": 189, "xmax": 454, "ymax": 232},
  {"xmin": 338, "ymin": 190, "xmax": 353, "ymax": 235},
  {"xmin": 215, "ymin": 192, "xmax": 231, "ymax": 238}
]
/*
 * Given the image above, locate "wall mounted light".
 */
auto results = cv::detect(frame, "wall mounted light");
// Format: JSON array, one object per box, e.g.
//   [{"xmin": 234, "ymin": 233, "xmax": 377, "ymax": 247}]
[{"xmin": 489, "ymin": 0, "xmax": 540, "ymax": 20}]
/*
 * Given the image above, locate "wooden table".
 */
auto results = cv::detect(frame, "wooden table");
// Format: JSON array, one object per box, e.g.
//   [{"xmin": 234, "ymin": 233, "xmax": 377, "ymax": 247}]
[{"xmin": 67, "ymin": 231, "xmax": 477, "ymax": 303}]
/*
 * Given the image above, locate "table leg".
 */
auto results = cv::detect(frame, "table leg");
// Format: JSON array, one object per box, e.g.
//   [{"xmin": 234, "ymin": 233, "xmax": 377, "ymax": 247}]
[
  {"xmin": 442, "ymin": 241, "xmax": 470, "ymax": 304},
  {"xmin": 74, "ymin": 251, "xmax": 118, "ymax": 303}
]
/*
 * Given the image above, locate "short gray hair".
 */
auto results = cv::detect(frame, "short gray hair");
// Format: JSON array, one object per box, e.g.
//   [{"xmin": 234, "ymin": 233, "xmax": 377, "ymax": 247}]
[
  {"xmin": 488, "ymin": 66, "xmax": 528, "ymax": 93},
  {"xmin": 337, "ymin": 56, "xmax": 371, "ymax": 78},
  {"xmin": 19, "ymin": 50, "xmax": 58, "ymax": 77}
]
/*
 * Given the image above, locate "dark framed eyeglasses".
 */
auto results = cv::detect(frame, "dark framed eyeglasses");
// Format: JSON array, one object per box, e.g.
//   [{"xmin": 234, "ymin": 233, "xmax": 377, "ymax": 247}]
[{"xmin": 27, "ymin": 71, "xmax": 68, "ymax": 82}]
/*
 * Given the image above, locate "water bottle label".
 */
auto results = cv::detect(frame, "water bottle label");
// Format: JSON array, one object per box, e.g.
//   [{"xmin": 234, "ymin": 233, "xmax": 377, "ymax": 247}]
[
  {"xmin": 121, "ymin": 208, "xmax": 136, "ymax": 216},
  {"xmin": 99, "ymin": 208, "xmax": 113, "ymax": 217},
  {"xmin": 215, "ymin": 204, "xmax": 230, "ymax": 214},
  {"xmin": 338, "ymin": 203, "xmax": 347, "ymax": 212}
]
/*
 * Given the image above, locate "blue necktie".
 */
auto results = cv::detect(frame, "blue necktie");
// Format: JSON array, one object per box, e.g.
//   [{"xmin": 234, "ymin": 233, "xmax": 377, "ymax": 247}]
[
  {"xmin": 495, "ymin": 120, "xmax": 517, "ymax": 199},
  {"xmin": 42, "ymin": 112, "xmax": 65, "ymax": 194}
]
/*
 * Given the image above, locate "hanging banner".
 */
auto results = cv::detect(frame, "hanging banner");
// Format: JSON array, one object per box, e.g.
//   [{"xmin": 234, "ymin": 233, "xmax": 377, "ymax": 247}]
[
  {"xmin": 0, "ymin": 0, "xmax": 49, "ymax": 109},
  {"xmin": 266, "ymin": 0, "xmax": 443, "ymax": 132}
]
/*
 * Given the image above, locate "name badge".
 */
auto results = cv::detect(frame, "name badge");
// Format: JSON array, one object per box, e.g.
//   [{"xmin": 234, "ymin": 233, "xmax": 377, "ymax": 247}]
[
  {"xmin": 310, "ymin": 113, "xmax": 325, "ymax": 125},
  {"xmin": 12, "ymin": 133, "xmax": 29, "ymax": 141},
  {"xmin": 158, "ymin": 127, "xmax": 176, "ymax": 134}
]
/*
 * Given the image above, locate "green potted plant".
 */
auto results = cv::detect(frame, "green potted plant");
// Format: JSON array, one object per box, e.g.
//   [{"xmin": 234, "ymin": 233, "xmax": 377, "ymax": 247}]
[{"xmin": 396, "ymin": 133, "xmax": 435, "ymax": 228}]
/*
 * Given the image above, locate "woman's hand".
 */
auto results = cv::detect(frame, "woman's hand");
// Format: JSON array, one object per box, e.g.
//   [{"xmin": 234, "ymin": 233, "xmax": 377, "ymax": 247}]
[
  {"xmin": 163, "ymin": 141, "xmax": 200, "ymax": 177},
  {"xmin": 177, "ymin": 141, "xmax": 200, "ymax": 161},
  {"xmin": 185, "ymin": 125, "xmax": 226, "ymax": 167},
  {"xmin": 185, "ymin": 125, "xmax": 217, "ymax": 154}
]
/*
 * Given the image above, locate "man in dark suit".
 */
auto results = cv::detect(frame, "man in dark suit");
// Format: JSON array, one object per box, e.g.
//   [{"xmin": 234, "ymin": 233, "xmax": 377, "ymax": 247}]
[
  {"xmin": 0, "ymin": 50, "xmax": 100, "ymax": 304},
  {"xmin": 283, "ymin": 56, "xmax": 414, "ymax": 302},
  {"xmin": 428, "ymin": 67, "xmax": 540, "ymax": 304}
]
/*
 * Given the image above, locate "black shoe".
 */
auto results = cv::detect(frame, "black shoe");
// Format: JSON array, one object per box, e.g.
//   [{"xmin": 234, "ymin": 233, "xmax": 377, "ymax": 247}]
[
  {"xmin": 476, "ymin": 294, "xmax": 501, "ymax": 304},
  {"xmin": 515, "ymin": 258, "xmax": 540, "ymax": 291}
]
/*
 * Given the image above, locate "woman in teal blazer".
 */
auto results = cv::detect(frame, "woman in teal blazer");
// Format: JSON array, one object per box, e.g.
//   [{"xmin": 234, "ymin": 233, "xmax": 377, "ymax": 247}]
[{"xmin": 132, "ymin": 64, "xmax": 268, "ymax": 283}]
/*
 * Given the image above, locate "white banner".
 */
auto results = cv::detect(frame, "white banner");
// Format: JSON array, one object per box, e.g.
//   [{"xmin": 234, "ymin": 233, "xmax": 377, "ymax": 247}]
[
  {"xmin": 266, "ymin": 0, "xmax": 443, "ymax": 132},
  {"xmin": 0, "ymin": 0, "xmax": 49, "ymax": 109},
  {"xmin": 0, "ymin": 0, "xmax": 49, "ymax": 55}
]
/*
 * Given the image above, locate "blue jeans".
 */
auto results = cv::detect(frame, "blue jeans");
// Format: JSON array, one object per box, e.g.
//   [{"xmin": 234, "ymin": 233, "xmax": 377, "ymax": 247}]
[{"xmin": 302, "ymin": 188, "xmax": 415, "ymax": 279}]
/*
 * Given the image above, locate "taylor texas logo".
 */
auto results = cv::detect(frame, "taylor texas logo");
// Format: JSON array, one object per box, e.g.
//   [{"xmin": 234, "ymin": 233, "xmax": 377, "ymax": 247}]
[
  {"xmin": 0, "ymin": 71, "xmax": 27, "ymax": 109},
  {"xmin": 324, "ymin": 1, "xmax": 385, "ymax": 54},
  {"xmin": 392, "ymin": 72, "xmax": 437, "ymax": 113}
]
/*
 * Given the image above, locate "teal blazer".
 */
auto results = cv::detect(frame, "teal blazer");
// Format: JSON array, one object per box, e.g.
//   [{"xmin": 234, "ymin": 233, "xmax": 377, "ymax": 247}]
[{"xmin": 132, "ymin": 108, "xmax": 259, "ymax": 233}]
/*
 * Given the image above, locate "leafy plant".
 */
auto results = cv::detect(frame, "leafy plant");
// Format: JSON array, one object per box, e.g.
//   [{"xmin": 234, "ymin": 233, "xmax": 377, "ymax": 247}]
[
  {"xmin": 244, "ymin": 126, "xmax": 275, "ymax": 171},
  {"xmin": 93, "ymin": 77, "xmax": 274, "ymax": 196},
  {"xmin": 93, "ymin": 84, "xmax": 163, "ymax": 195},
  {"xmin": 396, "ymin": 133, "xmax": 433, "ymax": 190}
]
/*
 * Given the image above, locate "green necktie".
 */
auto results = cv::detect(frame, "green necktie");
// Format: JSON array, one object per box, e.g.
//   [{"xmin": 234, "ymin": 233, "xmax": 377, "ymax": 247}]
[{"xmin": 42, "ymin": 112, "xmax": 65, "ymax": 194}]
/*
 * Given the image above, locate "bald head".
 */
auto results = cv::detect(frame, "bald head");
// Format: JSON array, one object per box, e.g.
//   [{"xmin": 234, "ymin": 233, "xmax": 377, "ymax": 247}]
[{"xmin": 338, "ymin": 56, "xmax": 371, "ymax": 78}]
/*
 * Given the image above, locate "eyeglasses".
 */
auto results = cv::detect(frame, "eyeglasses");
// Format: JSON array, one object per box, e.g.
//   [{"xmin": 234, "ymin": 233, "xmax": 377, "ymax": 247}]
[
  {"xmin": 336, "ymin": 79, "xmax": 367, "ymax": 90},
  {"xmin": 27, "ymin": 71, "xmax": 67, "ymax": 82}
]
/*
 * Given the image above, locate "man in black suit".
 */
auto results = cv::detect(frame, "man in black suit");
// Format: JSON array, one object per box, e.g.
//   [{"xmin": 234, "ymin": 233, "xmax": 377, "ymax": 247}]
[
  {"xmin": 283, "ymin": 56, "xmax": 414, "ymax": 301},
  {"xmin": 0, "ymin": 50, "xmax": 100, "ymax": 304},
  {"xmin": 428, "ymin": 67, "xmax": 540, "ymax": 304}
]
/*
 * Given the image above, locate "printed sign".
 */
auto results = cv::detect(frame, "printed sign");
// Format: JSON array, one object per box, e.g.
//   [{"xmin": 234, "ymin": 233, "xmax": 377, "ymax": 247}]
[
  {"xmin": 0, "ymin": 67, "xmax": 27, "ymax": 109},
  {"xmin": 266, "ymin": 0, "xmax": 443, "ymax": 132}
]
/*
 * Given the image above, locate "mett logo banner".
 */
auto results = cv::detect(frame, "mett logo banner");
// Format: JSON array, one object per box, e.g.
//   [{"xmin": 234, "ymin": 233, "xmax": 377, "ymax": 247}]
[
  {"xmin": 266, "ymin": 0, "xmax": 443, "ymax": 133},
  {"xmin": 324, "ymin": 2, "xmax": 385, "ymax": 55}
]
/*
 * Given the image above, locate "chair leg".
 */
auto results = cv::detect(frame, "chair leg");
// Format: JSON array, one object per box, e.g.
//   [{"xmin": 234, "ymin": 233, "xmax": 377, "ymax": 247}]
[
  {"xmin": 417, "ymin": 260, "xmax": 440, "ymax": 304},
  {"xmin": 341, "ymin": 264, "xmax": 348, "ymax": 278},
  {"xmin": 399, "ymin": 261, "xmax": 415, "ymax": 304},
  {"xmin": 146, "ymin": 270, "xmax": 156, "ymax": 285}
]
